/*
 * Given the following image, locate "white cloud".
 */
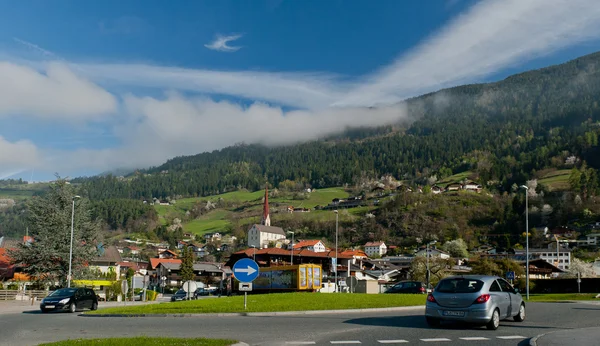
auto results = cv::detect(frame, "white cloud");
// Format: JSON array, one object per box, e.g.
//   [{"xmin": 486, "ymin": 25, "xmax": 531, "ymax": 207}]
[
  {"xmin": 334, "ymin": 0, "xmax": 600, "ymax": 106},
  {"xmin": 0, "ymin": 136, "xmax": 41, "ymax": 178},
  {"xmin": 42, "ymin": 93, "xmax": 405, "ymax": 172},
  {"xmin": 0, "ymin": 61, "xmax": 117, "ymax": 119},
  {"xmin": 76, "ymin": 62, "xmax": 345, "ymax": 109},
  {"xmin": 204, "ymin": 34, "xmax": 244, "ymax": 52}
]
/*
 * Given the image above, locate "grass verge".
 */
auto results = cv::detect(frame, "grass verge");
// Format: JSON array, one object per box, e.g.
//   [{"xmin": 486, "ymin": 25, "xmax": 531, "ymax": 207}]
[
  {"xmin": 38, "ymin": 337, "xmax": 237, "ymax": 346},
  {"xmin": 86, "ymin": 292, "xmax": 426, "ymax": 315},
  {"xmin": 527, "ymin": 293, "xmax": 598, "ymax": 302}
]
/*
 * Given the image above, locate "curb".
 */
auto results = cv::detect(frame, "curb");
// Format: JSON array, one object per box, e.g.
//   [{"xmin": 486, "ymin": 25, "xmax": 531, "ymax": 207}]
[
  {"xmin": 83, "ymin": 305, "xmax": 425, "ymax": 318},
  {"xmin": 231, "ymin": 343, "xmax": 249, "ymax": 346}
]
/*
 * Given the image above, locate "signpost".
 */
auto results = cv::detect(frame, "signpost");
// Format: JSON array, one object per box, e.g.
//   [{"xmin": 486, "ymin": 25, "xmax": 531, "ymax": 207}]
[
  {"xmin": 121, "ymin": 280, "xmax": 129, "ymax": 305},
  {"xmin": 182, "ymin": 280, "xmax": 198, "ymax": 300},
  {"xmin": 233, "ymin": 258, "xmax": 259, "ymax": 310},
  {"xmin": 506, "ymin": 271, "xmax": 515, "ymax": 285}
]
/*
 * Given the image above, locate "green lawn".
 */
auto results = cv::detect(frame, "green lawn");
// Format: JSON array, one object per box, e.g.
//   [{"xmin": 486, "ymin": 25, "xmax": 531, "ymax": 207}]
[
  {"xmin": 527, "ymin": 293, "xmax": 598, "ymax": 302},
  {"xmin": 38, "ymin": 337, "xmax": 237, "ymax": 346},
  {"xmin": 538, "ymin": 169, "xmax": 571, "ymax": 191},
  {"xmin": 87, "ymin": 292, "xmax": 426, "ymax": 315},
  {"xmin": 184, "ymin": 210, "xmax": 232, "ymax": 235},
  {"xmin": 437, "ymin": 171, "xmax": 474, "ymax": 187}
]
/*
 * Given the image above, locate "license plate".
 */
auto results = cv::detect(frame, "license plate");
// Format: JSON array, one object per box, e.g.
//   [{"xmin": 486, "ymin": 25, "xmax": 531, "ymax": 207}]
[
  {"xmin": 45, "ymin": 305, "xmax": 55, "ymax": 309},
  {"xmin": 443, "ymin": 310, "xmax": 465, "ymax": 317}
]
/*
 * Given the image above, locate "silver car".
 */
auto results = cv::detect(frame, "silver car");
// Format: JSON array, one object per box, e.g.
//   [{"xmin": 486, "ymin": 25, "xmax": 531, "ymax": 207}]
[{"xmin": 425, "ymin": 275, "xmax": 525, "ymax": 330}]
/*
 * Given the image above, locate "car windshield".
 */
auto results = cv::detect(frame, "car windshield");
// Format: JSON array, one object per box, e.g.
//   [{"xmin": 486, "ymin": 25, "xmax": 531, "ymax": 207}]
[
  {"xmin": 48, "ymin": 288, "xmax": 77, "ymax": 297},
  {"xmin": 176, "ymin": 289, "xmax": 186, "ymax": 294},
  {"xmin": 436, "ymin": 278, "xmax": 484, "ymax": 293}
]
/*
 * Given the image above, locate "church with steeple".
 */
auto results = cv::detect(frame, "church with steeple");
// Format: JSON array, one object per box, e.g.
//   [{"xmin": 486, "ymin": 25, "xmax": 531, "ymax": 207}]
[{"xmin": 247, "ymin": 185, "xmax": 286, "ymax": 248}]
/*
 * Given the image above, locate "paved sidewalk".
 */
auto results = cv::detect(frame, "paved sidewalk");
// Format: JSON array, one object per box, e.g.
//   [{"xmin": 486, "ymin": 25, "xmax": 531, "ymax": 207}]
[{"xmin": 531, "ymin": 326, "xmax": 600, "ymax": 346}]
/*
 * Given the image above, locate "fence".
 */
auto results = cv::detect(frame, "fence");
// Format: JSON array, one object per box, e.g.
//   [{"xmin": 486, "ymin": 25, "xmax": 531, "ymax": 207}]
[{"xmin": 0, "ymin": 289, "xmax": 48, "ymax": 301}]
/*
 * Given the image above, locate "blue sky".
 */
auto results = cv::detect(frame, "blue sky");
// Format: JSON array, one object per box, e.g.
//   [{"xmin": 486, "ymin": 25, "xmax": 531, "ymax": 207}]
[{"xmin": 1, "ymin": 0, "xmax": 600, "ymax": 181}]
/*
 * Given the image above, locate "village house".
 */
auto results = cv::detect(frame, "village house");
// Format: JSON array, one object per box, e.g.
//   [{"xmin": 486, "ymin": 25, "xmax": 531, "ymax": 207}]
[
  {"xmin": 364, "ymin": 242, "xmax": 387, "ymax": 257},
  {"xmin": 293, "ymin": 240, "xmax": 327, "ymax": 253},
  {"xmin": 415, "ymin": 247, "xmax": 451, "ymax": 259},
  {"xmin": 463, "ymin": 181, "xmax": 483, "ymax": 193}
]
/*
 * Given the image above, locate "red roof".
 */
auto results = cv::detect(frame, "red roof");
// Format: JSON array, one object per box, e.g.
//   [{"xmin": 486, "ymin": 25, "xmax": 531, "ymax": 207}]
[
  {"xmin": 293, "ymin": 240, "xmax": 322, "ymax": 248},
  {"xmin": 340, "ymin": 249, "xmax": 368, "ymax": 257},
  {"xmin": 235, "ymin": 247, "xmax": 353, "ymax": 259},
  {"xmin": 149, "ymin": 258, "xmax": 181, "ymax": 269},
  {"xmin": 23, "ymin": 236, "xmax": 34, "ymax": 243},
  {"xmin": 365, "ymin": 242, "xmax": 385, "ymax": 247},
  {"xmin": 0, "ymin": 248, "xmax": 12, "ymax": 265}
]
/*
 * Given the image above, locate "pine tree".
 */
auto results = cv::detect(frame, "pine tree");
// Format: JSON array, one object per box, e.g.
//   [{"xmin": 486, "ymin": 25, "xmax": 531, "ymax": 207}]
[
  {"xmin": 180, "ymin": 247, "xmax": 195, "ymax": 283},
  {"xmin": 9, "ymin": 179, "xmax": 101, "ymax": 287}
]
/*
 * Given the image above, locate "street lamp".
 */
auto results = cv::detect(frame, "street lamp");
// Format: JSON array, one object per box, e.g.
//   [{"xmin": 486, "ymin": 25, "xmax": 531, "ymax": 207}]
[
  {"xmin": 287, "ymin": 231, "xmax": 295, "ymax": 265},
  {"xmin": 334, "ymin": 210, "xmax": 339, "ymax": 292},
  {"xmin": 520, "ymin": 185, "xmax": 530, "ymax": 300},
  {"xmin": 250, "ymin": 245, "xmax": 256, "ymax": 261},
  {"xmin": 426, "ymin": 240, "xmax": 437, "ymax": 290},
  {"xmin": 67, "ymin": 195, "xmax": 81, "ymax": 288}
]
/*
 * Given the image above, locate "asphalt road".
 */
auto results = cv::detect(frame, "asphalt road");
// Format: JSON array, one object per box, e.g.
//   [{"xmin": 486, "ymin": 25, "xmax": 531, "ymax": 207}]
[{"xmin": 0, "ymin": 301, "xmax": 599, "ymax": 346}]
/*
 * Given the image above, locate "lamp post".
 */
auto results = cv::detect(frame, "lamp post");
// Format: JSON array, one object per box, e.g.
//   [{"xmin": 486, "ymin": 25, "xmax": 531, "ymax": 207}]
[
  {"xmin": 520, "ymin": 185, "xmax": 530, "ymax": 300},
  {"xmin": 250, "ymin": 245, "xmax": 256, "ymax": 261},
  {"xmin": 287, "ymin": 231, "xmax": 295, "ymax": 265},
  {"xmin": 426, "ymin": 240, "xmax": 437, "ymax": 290},
  {"xmin": 67, "ymin": 195, "xmax": 81, "ymax": 288},
  {"xmin": 334, "ymin": 210, "xmax": 338, "ymax": 292}
]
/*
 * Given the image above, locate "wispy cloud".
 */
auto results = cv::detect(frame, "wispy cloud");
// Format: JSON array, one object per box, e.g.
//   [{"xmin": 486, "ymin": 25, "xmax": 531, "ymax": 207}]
[
  {"xmin": 13, "ymin": 37, "xmax": 58, "ymax": 59},
  {"xmin": 334, "ymin": 0, "xmax": 600, "ymax": 107},
  {"xmin": 204, "ymin": 34, "xmax": 244, "ymax": 52},
  {"xmin": 3, "ymin": 0, "xmax": 600, "ymax": 178}
]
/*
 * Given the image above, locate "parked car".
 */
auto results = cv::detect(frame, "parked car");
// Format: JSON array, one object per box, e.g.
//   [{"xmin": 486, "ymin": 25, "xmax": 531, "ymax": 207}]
[
  {"xmin": 385, "ymin": 281, "xmax": 427, "ymax": 294},
  {"xmin": 425, "ymin": 275, "xmax": 525, "ymax": 330},
  {"xmin": 40, "ymin": 287, "xmax": 98, "ymax": 313},
  {"xmin": 170, "ymin": 289, "xmax": 188, "ymax": 301},
  {"xmin": 193, "ymin": 287, "xmax": 210, "ymax": 299}
]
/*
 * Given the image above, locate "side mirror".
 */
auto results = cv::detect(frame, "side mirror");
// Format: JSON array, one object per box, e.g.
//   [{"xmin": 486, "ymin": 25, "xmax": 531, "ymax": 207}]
[{"xmin": 514, "ymin": 288, "xmax": 520, "ymax": 294}]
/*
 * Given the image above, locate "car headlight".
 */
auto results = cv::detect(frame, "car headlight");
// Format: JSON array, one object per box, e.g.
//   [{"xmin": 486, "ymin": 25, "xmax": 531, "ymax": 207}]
[{"xmin": 59, "ymin": 298, "xmax": 70, "ymax": 304}]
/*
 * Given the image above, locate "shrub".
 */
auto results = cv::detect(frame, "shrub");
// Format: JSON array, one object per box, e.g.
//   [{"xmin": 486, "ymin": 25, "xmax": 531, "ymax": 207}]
[{"xmin": 145, "ymin": 290, "xmax": 158, "ymax": 301}]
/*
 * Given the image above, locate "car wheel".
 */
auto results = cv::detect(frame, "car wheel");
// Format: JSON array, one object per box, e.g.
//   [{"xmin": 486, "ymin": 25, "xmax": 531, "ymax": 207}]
[
  {"xmin": 91, "ymin": 302, "xmax": 98, "ymax": 311},
  {"xmin": 69, "ymin": 302, "xmax": 77, "ymax": 313},
  {"xmin": 513, "ymin": 303, "xmax": 525, "ymax": 322},
  {"xmin": 426, "ymin": 317, "xmax": 441, "ymax": 327},
  {"xmin": 486, "ymin": 309, "xmax": 500, "ymax": 330}
]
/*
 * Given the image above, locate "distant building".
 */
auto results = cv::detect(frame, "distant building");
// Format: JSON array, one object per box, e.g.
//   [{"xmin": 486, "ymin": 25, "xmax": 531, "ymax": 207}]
[
  {"xmin": 293, "ymin": 240, "xmax": 327, "ymax": 253},
  {"xmin": 247, "ymin": 186, "xmax": 286, "ymax": 248},
  {"xmin": 364, "ymin": 242, "xmax": 387, "ymax": 257}
]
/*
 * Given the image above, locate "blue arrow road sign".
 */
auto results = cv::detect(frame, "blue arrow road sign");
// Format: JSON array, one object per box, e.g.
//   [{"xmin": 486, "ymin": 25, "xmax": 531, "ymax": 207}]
[{"xmin": 233, "ymin": 258, "xmax": 260, "ymax": 283}]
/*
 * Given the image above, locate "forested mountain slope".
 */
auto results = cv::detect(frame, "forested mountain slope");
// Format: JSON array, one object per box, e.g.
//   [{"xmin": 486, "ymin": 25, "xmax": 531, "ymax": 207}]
[{"xmin": 77, "ymin": 52, "xmax": 600, "ymax": 200}]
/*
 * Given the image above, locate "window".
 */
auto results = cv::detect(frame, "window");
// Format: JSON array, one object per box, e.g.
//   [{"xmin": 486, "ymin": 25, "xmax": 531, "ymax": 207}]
[
  {"xmin": 489, "ymin": 281, "xmax": 502, "ymax": 292},
  {"xmin": 436, "ymin": 278, "xmax": 484, "ymax": 293},
  {"xmin": 498, "ymin": 279, "xmax": 513, "ymax": 292}
]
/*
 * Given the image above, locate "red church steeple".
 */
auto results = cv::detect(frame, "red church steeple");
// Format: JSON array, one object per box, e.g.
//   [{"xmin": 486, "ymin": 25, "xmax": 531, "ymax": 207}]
[{"xmin": 261, "ymin": 184, "xmax": 271, "ymax": 226}]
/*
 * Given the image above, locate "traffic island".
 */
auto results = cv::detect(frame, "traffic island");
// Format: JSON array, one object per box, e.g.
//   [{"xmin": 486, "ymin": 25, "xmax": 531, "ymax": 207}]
[{"xmin": 84, "ymin": 292, "xmax": 426, "ymax": 316}]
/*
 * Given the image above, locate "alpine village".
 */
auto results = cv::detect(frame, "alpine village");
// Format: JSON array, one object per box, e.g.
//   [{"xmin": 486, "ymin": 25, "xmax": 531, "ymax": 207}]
[{"xmin": 4, "ymin": 51, "xmax": 600, "ymax": 301}]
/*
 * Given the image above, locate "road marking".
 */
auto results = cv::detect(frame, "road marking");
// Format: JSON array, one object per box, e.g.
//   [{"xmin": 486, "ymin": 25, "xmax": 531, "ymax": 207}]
[
  {"xmin": 460, "ymin": 337, "xmax": 490, "ymax": 341},
  {"xmin": 496, "ymin": 336, "xmax": 525, "ymax": 340},
  {"xmin": 420, "ymin": 338, "xmax": 452, "ymax": 342},
  {"xmin": 378, "ymin": 340, "xmax": 409, "ymax": 344},
  {"xmin": 286, "ymin": 342, "xmax": 316, "ymax": 345},
  {"xmin": 330, "ymin": 342, "xmax": 361, "ymax": 344}
]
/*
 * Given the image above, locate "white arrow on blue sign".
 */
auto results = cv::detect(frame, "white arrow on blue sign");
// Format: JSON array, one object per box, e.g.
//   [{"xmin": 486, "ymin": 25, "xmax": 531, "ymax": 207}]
[{"xmin": 233, "ymin": 258, "xmax": 260, "ymax": 283}]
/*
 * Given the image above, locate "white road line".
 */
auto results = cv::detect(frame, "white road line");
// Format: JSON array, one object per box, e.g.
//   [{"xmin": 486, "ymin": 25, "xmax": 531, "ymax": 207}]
[
  {"xmin": 286, "ymin": 342, "xmax": 316, "ymax": 345},
  {"xmin": 459, "ymin": 337, "xmax": 490, "ymax": 341},
  {"xmin": 496, "ymin": 336, "xmax": 526, "ymax": 340},
  {"xmin": 377, "ymin": 340, "xmax": 409, "ymax": 344},
  {"xmin": 420, "ymin": 338, "xmax": 452, "ymax": 342},
  {"xmin": 330, "ymin": 342, "xmax": 362, "ymax": 344}
]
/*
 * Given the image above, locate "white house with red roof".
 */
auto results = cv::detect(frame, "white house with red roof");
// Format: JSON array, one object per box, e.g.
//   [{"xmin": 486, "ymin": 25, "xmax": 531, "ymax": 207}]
[
  {"xmin": 364, "ymin": 241, "xmax": 387, "ymax": 257},
  {"xmin": 293, "ymin": 240, "xmax": 327, "ymax": 252}
]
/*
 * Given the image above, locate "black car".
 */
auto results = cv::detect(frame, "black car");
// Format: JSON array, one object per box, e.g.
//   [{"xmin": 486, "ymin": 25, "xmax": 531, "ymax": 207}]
[
  {"xmin": 385, "ymin": 281, "xmax": 427, "ymax": 294},
  {"xmin": 170, "ymin": 289, "xmax": 188, "ymax": 301},
  {"xmin": 40, "ymin": 287, "xmax": 98, "ymax": 313}
]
